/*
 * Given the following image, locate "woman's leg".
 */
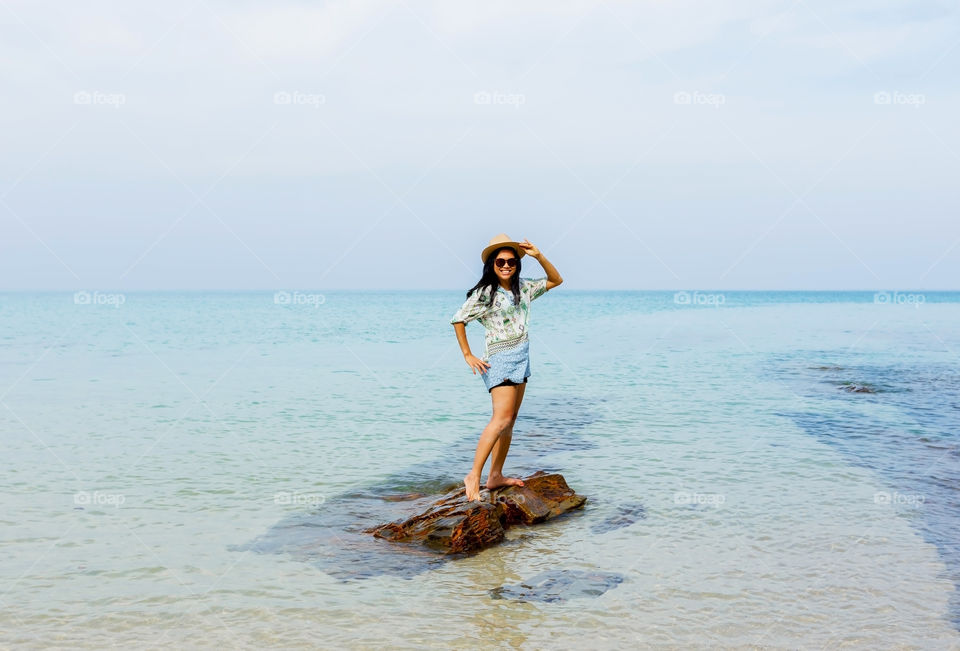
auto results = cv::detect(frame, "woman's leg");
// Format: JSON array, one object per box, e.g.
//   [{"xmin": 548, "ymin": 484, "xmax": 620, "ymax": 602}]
[
  {"xmin": 463, "ymin": 384, "xmax": 518, "ymax": 502},
  {"xmin": 487, "ymin": 381, "xmax": 526, "ymax": 489}
]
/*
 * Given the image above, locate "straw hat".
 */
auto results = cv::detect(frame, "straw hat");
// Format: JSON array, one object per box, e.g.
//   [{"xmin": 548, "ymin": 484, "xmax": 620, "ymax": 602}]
[{"xmin": 481, "ymin": 233, "xmax": 526, "ymax": 263}]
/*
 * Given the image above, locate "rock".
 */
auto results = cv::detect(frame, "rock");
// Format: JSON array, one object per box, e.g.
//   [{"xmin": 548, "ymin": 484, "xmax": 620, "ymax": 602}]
[
  {"xmin": 838, "ymin": 382, "xmax": 878, "ymax": 393},
  {"xmin": 364, "ymin": 471, "xmax": 586, "ymax": 554},
  {"xmin": 490, "ymin": 569, "xmax": 625, "ymax": 603}
]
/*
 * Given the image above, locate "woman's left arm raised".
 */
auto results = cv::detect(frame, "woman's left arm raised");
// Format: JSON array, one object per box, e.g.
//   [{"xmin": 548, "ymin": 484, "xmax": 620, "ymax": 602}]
[{"xmin": 518, "ymin": 239, "xmax": 563, "ymax": 290}]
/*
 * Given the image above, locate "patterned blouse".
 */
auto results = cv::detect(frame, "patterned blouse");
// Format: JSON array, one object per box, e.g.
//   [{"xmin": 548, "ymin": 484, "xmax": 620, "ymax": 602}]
[{"xmin": 450, "ymin": 277, "xmax": 549, "ymax": 360}]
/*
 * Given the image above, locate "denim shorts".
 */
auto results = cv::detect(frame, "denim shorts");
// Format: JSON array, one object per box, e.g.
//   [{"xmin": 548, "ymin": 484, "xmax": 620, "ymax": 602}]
[{"xmin": 481, "ymin": 339, "xmax": 531, "ymax": 392}]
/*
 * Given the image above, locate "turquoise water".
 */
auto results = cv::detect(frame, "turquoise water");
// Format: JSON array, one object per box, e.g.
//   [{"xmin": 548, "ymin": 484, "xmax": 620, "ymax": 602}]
[{"xmin": 1, "ymin": 290, "xmax": 959, "ymax": 648}]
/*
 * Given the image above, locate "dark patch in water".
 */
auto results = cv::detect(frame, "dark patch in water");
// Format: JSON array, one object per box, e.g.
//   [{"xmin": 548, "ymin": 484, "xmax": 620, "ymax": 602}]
[
  {"xmin": 233, "ymin": 395, "xmax": 604, "ymax": 580},
  {"xmin": 490, "ymin": 569, "xmax": 625, "ymax": 603},
  {"xmin": 341, "ymin": 477, "xmax": 463, "ymax": 502},
  {"xmin": 591, "ymin": 503, "xmax": 647, "ymax": 534},
  {"xmin": 801, "ymin": 362, "xmax": 902, "ymax": 395},
  {"xmin": 837, "ymin": 382, "xmax": 879, "ymax": 393},
  {"xmin": 771, "ymin": 359, "xmax": 960, "ymax": 631},
  {"xmin": 228, "ymin": 483, "xmax": 458, "ymax": 581}
]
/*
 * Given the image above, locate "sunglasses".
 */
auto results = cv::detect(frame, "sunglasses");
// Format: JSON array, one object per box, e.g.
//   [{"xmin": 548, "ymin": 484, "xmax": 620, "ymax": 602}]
[{"xmin": 494, "ymin": 257, "xmax": 518, "ymax": 268}]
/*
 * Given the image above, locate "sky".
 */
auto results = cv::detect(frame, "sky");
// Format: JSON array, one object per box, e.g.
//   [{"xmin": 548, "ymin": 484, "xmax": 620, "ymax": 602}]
[{"xmin": 1, "ymin": 0, "xmax": 958, "ymax": 290}]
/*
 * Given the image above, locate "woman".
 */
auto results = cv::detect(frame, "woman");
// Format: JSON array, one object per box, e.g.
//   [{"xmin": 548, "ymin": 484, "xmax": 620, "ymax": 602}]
[{"xmin": 450, "ymin": 233, "xmax": 564, "ymax": 502}]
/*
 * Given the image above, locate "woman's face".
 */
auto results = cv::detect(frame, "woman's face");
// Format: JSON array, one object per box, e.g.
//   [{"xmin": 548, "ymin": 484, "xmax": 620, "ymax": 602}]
[{"xmin": 494, "ymin": 249, "xmax": 518, "ymax": 282}]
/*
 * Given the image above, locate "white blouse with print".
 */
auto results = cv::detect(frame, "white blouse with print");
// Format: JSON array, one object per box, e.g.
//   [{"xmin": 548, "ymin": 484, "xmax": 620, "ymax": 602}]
[{"xmin": 450, "ymin": 277, "xmax": 549, "ymax": 361}]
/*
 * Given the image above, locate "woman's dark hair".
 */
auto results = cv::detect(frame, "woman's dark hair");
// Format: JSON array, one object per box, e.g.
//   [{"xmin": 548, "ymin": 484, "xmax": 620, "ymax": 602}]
[{"xmin": 464, "ymin": 246, "xmax": 522, "ymax": 307}]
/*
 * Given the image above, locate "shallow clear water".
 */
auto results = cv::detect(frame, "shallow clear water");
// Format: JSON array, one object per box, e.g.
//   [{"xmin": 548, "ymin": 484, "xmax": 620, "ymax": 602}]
[{"xmin": 1, "ymin": 290, "xmax": 958, "ymax": 648}]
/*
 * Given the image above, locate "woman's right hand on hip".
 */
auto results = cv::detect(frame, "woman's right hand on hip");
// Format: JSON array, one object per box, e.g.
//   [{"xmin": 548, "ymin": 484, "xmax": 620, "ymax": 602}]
[{"xmin": 464, "ymin": 353, "xmax": 491, "ymax": 375}]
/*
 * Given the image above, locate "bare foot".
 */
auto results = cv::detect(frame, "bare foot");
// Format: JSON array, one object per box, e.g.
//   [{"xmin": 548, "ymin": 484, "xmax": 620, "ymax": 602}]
[
  {"xmin": 485, "ymin": 472, "xmax": 525, "ymax": 490},
  {"xmin": 463, "ymin": 473, "xmax": 482, "ymax": 502}
]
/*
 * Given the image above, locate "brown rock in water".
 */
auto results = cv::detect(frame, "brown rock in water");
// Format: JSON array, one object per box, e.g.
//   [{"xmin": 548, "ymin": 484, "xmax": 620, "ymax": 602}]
[{"xmin": 364, "ymin": 471, "xmax": 586, "ymax": 554}]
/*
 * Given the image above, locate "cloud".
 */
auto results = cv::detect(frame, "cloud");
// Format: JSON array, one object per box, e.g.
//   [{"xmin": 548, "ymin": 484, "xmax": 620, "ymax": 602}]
[{"xmin": 225, "ymin": 0, "xmax": 393, "ymax": 62}]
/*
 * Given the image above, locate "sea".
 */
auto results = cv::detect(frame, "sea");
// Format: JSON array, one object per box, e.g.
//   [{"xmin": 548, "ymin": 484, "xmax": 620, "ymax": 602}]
[{"xmin": 1, "ymin": 290, "xmax": 958, "ymax": 649}]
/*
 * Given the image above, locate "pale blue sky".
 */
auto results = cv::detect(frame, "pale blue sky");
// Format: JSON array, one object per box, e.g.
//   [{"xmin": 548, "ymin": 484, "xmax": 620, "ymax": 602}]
[{"xmin": 1, "ymin": 0, "xmax": 957, "ymax": 290}]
